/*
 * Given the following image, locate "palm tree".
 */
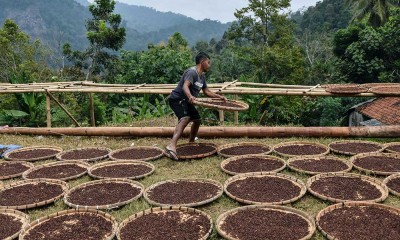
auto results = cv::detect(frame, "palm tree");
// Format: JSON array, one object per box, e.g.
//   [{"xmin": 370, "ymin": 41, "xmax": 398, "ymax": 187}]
[{"xmin": 346, "ymin": 0, "xmax": 400, "ymax": 27}]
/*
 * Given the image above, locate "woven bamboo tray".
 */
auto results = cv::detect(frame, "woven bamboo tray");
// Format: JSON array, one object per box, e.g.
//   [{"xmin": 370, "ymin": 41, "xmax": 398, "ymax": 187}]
[
  {"xmin": 4, "ymin": 146, "xmax": 63, "ymax": 162},
  {"xmin": 109, "ymin": 146, "xmax": 164, "ymax": 161},
  {"xmin": 307, "ymin": 172, "xmax": 388, "ymax": 203},
  {"xmin": 324, "ymin": 84, "xmax": 368, "ymax": 94},
  {"xmin": 316, "ymin": 201, "xmax": 400, "ymax": 240},
  {"xmin": 350, "ymin": 152, "xmax": 400, "ymax": 175},
  {"xmin": 0, "ymin": 209, "xmax": 30, "ymax": 240},
  {"xmin": 287, "ymin": 156, "xmax": 352, "ymax": 175},
  {"xmin": 273, "ymin": 141, "xmax": 329, "ymax": 158},
  {"xmin": 220, "ymin": 154, "xmax": 286, "ymax": 175},
  {"xmin": 193, "ymin": 98, "xmax": 249, "ymax": 111},
  {"xmin": 224, "ymin": 172, "xmax": 306, "ymax": 205},
  {"xmin": 383, "ymin": 173, "xmax": 400, "ymax": 196},
  {"xmin": 117, "ymin": 206, "xmax": 213, "ymax": 240},
  {"xmin": 64, "ymin": 178, "xmax": 144, "ymax": 210},
  {"xmin": 362, "ymin": 82, "xmax": 400, "ymax": 89},
  {"xmin": 216, "ymin": 204, "xmax": 316, "ymax": 240},
  {"xmin": 19, "ymin": 209, "xmax": 118, "ymax": 240},
  {"xmin": 0, "ymin": 161, "xmax": 34, "ymax": 180},
  {"xmin": 175, "ymin": 142, "xmax": 217, "ymax": 159},
  {"xmin": 56, "ymin": 147, "xmax": 111, "ymax": 162},
  {"xmin": 144, "ymin": 178, "xmax": 223, "ymax": 207},
  {"xmin": 0, "ymin": 179, "xmax": 68, "ymax": 210},
  {"xmin": 328, "ymin": 140, "xmax": 384, "ymax": 156},
  {"xmin": 217, "ymin": 142, "xmax": 272, "ymax": 158},
  {"xmin": 88, "ymin": 160, "xmax": 155, "ymax": 180},
  {"xmin": 22, "ymin": 160, "xmax": 90, "ymax": 181},
  {"xmin": 370, "ymin": 85, "xmax": 400, "ymax": 95},
  {"xmin": 384, "ymin": 142, "xmax": 400, "ymax": 153}
]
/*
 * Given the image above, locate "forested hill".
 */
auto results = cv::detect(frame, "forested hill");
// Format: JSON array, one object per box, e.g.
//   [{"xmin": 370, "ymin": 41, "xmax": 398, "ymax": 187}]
[
  {"xmin": 0, "ymin": 0, "xmax": 229, "ymax": 51},
  {"xmin": 292, "ymin": 0, "xmax": 351, "ymax": 34}
]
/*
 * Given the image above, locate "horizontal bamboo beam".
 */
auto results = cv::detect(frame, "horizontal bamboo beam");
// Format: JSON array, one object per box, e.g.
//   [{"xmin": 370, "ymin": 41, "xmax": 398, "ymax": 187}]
[{"xmin": 1, "ymin": 126, "xmax": 399, "ymax": 138}]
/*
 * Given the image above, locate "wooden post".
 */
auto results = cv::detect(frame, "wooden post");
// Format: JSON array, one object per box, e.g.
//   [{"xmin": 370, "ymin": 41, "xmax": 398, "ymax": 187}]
[
  {"xmin": 234, "ymin": 94, "xmax": 239, "ymax": 125},
  {"xmin": 89, "ymin": 93, "xmax": 95, "ymax": 127},
  {"xmin": 46, "ymin": 91, "xmax": 80, "ymax": 127},
  {"xmin": 46, "ymin": 94, "xmax": 51, "ymax": 128},
  {"xmin": 219, "ymin": 110, "xmax": 224, "ymax": 125}
]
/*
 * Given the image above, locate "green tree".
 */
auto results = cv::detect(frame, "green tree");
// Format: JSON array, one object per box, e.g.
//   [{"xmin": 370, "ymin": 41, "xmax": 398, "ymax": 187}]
[
  {"xmin": 0, "ymin": 19, "xmax": 51, "ymax": 83},
  {"xmin": 333, "ymin": 8, "xmax": 400, "ymax": 83},
  {"xmin": 346, "ymin": 0, "xmax": 400, "ymax": 27},
  {"xmin": 63, "ymin": 0, "xmax": 125, "ymax": 81},
  {"xmin": 230, "ymin": 0, "xmax": 290, "ymax": 46},
  {"xmin": 226, "ymin": 1, "xmax": 305, "ymax": 84}
]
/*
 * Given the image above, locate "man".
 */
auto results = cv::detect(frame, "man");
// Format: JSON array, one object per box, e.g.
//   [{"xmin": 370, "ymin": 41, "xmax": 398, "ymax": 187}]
[{"xmin": 165, "ymin": 52, "xmax": 226, "ymax": 160}]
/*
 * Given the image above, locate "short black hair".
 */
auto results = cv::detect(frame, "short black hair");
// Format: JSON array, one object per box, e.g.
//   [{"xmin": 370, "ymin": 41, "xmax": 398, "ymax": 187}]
[{"xmin": 195, "ymin": 52, "xmax": 210, "ymax": 64}]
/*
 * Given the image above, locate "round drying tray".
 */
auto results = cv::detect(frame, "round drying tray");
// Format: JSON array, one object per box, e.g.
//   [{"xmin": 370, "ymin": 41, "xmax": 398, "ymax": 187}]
[
  {"xmin": 324, "ymin": 84, "xmax": 368, "ymax": 94},
  {"xmin": 383, "ymin": 142, "xmax": 400, "ymax": 153},
  {"xmin": 144, "ymin": 178, "xmax": 223, "ymax": 207},
  {"xmin": 175, "ymin": 142, "xmax": 217, "ymax": 159},
  {"xmin": 370, "ymin": 85, "xmax": 400, "ymax": 95},
  {"xmin": 217, "ymin": 142, "xmax": 272, "ymax": 158},
  {"xmin": 307, "ymin": 172, "xmax": 388, "ymax": 203},
  {"xmin": 0, "ymin": 161, "xmax": 34, "ymax": 180},
  {"xmin": 109, "ymin": 146, "xmax": 164, "ymax": 161},
  {"xmin": 383, "ymin": 173, "xmax": 400, "ymax": 197},
  {"xmin": 362, "ymin": 82, "xmax": 400, "ymax": 89},
  {"xmin": 350, "ymin": 152, "xmax": 400, "ymax": 175},
  {"xmin": 224, "ymin": 172, "xmax": 306, "ymax": 205},
  {"xmin": 0, "ymin": 209, "xmax": 30, "ymax": 240},
  {"xmin": 0, "ymin": 179, "xmax": 68, "ymax": 210},
  {"xmin": 19, "ymin": 209, "xmax": 118, "ymax": 240},
  {"xmin": 56, "ymin": 147, "xmax": 111, "ymax": 162},
  {"xmin": 4, "ymin": 146, "xmax": 63, "ymax": 162},
  {"xmin": 287, "ymin": 156, "xmax": 352, "ymax": 175},
  {"xmin": 220, "ymin": 154, "xmax": 286, "ymax": 175},
  {"xmin": 193, "ymin": 98, "xmax": 249, "ymax": 111},
  {"xmin": 0, "ymin": 209, "xmax": 29, "ymax": 240},
  {"xmin": 273, "ymin": 141, "xmax": 329, "ymax": 158},
  {"xmin": 216, "ymin": 204, "xmax": 316, "ymax": 240},
  {"xmin": 117, "ymin": 206, "xmax": 213, "ymax": 240},
  {"xmin": 22, "ymin": 160, "xmax": 90, "ymax": 181},
  {"xmin": 328, "ymin": 140, "xmax": 384, "ymax": 156},
  {"xmin": 89, "ymin": 160, "xmax": 155, "ymax": 180},
  {"xmin": 64, "ymin": 178, "xmax": 144, "ymax": 210},
  {"xmin": 316, "ymin": 202, "xmax": 400, "ymax": 240}
]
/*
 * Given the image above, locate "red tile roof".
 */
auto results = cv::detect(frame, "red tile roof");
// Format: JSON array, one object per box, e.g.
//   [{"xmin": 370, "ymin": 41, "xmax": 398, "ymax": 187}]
[{"xmin": 357, "ymin": 97, "xmax": 400, "ymax": 125}]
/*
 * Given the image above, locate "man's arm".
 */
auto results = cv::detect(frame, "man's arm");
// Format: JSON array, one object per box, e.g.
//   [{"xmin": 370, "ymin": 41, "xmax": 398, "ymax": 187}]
[
  {"xmin": 183, "ymin": 80, "xmax": 196, "ymax": 104},
  {"xmin": 203, "ymin": 87, "xmax": 227, "ymax": 101}
]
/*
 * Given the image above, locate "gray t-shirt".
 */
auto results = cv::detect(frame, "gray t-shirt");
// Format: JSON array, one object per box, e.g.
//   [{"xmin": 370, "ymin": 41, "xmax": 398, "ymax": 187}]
[{"xmin": 169, "ymin": 66, "xmax": 207, "ymax": 100}]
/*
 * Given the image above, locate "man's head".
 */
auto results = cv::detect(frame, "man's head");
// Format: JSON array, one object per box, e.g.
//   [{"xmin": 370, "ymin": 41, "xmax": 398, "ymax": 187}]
[{"xmin": 195, "ymin": 52, "xmax": 211, "ymax": 72}]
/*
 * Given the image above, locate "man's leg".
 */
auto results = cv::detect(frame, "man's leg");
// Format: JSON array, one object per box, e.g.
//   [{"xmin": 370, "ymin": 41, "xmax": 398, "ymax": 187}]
[
  {"xmin": 168, "ymin": 116, "xmax": 191, "ymax": 152},
  {"xmin": 189, "ymin": 119, "xmax": 201, "ymax": 142}
]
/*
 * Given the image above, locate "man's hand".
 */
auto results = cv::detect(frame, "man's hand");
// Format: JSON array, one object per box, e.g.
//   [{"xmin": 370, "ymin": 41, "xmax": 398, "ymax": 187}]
[
  {"xmin": 219, "ymin": 95, "xmax": 227, "ymax": 102},
  {"xmin": 188, "ymin": 96, "xmax": 196, "ymax": 104}
]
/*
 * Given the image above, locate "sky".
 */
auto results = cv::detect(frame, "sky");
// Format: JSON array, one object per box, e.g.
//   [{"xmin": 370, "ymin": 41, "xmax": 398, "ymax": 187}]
[{"xmin": 114, "ymin": 0, "xmax": 321, "ymax": 23}]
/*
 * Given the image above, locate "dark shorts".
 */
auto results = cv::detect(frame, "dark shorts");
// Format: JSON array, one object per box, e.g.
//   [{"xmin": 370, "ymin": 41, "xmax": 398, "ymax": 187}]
[{"xmin": 168, "ymin": 98, "xmax": 200, "ymax": 121}]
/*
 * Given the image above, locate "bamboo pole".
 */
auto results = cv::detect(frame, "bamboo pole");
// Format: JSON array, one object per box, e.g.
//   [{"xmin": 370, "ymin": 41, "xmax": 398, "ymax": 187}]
[
  {"xmin": 46, "ymin": 94, "xmax": 51, "ymax": 128},
  {"xmin": 1, "ymin": 126, "xmax": 400, "ymax": 138},
  {"xmin": 233, "ymin": 94, "xmax": 238, "ymax": 125},
  {"xmin": 46, "ymin": 91, "xmax": 80, "ymax": 127},
  {"xmin": 219, "ymin": 110, "xmax": 224, "ymax": 125},
  {"xmin": 89, "ymin": 93, "xmax": 95, "ymax": 127}
]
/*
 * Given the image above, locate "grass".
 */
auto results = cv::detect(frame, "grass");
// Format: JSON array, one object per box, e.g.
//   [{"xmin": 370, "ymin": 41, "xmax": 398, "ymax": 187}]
[{"xmin": 1, "ymin": 133, "xmax": 400, "ymax": 240}]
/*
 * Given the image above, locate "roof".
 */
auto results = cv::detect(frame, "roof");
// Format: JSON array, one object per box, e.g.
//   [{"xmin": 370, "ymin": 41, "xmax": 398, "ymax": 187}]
[{"xmin": 356, "ymin": 97, "xmax": 400, "ymax": 125}]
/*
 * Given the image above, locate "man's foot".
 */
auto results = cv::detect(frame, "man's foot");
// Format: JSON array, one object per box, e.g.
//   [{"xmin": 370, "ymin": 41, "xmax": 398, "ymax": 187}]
[{"xmin": 165, "ymin": 146, "xmax": 179, "ymax": 160}]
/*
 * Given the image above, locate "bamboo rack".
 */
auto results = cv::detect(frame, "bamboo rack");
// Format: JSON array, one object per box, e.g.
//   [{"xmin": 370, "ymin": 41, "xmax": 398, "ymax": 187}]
[{"xmin": 0, "ymin": 81, "xmax": 398, "ymax": 128}]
